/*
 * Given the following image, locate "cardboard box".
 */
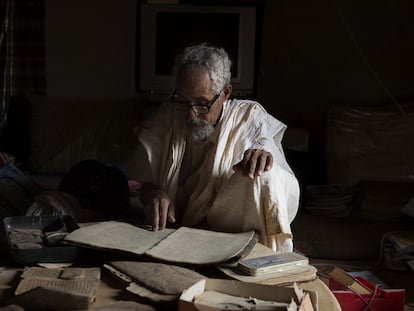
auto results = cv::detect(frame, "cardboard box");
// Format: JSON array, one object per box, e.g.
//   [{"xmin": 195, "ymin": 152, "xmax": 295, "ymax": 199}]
[{"xmin": 179, "ymin": 278, "xmax": 318, "ymax": 311}]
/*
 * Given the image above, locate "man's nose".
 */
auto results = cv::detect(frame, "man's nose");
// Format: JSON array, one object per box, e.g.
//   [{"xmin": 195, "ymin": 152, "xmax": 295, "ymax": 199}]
[{"xmin": 187, "ymin": 108, "xmax": 198, "ymax": 119}]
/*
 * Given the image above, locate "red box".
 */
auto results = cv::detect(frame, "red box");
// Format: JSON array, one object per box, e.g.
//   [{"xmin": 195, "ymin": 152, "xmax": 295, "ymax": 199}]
[{"xmin": 329, "ymin": 269, "xmax": 405, "ymax": 311}]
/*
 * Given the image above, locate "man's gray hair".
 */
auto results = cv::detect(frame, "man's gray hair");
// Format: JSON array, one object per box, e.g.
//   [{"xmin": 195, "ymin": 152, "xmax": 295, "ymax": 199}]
[{"xmin": 173, "ymin": 43, "xmax": 232, "ymax": 94}]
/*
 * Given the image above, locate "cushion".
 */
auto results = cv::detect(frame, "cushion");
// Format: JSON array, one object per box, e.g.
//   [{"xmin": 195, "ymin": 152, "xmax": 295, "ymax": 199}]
[{"xmin": 326, "ymin": 102, "xmax": 414, "ymax": 184}]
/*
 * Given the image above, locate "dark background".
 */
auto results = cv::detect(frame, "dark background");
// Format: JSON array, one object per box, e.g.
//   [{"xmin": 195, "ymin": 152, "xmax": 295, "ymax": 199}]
[{"xmin": 10, "ymin": 0, "xmax": 414, "ymax": 184}]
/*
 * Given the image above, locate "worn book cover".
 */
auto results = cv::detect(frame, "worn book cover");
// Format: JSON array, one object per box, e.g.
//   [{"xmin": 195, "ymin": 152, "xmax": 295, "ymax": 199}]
[
  {"xmin": 237, "ymin": 252, "xmax": 309, "ymax": 276},
  {"xmin": 7, "ymin": 267, "xmax": 101, "ymax": 310}
]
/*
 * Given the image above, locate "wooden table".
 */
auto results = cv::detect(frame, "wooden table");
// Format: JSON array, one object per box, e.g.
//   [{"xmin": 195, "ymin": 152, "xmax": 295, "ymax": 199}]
[{"xmin": 0, "ymin": 245, "xmax": 341, "ymax": 311}]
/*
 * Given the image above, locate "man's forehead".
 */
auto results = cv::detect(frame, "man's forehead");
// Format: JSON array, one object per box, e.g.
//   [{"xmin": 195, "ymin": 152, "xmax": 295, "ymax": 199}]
[{"xmin": 176, "ymin": 67, "xmax": 214, "ymax": 98}]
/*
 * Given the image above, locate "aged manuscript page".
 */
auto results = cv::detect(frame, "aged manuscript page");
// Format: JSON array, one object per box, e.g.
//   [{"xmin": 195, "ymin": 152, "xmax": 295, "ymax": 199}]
[{"xmin": 64, "ymin": 221, "xmax": 255, "ymax": 265}]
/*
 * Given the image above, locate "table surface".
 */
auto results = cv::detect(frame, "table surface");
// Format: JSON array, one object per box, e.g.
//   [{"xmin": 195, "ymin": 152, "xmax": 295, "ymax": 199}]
[{"xmin": 0, "ymin": 244, "xmax": 341, "ymax": 311}]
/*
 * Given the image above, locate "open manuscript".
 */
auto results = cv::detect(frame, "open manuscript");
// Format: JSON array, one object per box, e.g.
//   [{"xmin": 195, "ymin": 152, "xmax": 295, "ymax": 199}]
[{"xmin": 64, "ymin": 221, "xmax": 256, "ymax": 265}]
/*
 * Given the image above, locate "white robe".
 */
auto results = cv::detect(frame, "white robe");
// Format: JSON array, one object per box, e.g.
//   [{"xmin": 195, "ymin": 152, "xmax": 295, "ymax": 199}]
[{"xmin": 129, "ymin": 99, "xmax": 300, "ymax": 251}]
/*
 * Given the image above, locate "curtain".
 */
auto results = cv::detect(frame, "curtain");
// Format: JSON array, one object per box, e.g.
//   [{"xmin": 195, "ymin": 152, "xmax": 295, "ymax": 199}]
[
  {"xmin": 0, "ymin": 0, "xmax": 45, "ymax": 135},
  {"xmin": 0, "ymin": 0, "xmax": 11, "ymax": 134}
]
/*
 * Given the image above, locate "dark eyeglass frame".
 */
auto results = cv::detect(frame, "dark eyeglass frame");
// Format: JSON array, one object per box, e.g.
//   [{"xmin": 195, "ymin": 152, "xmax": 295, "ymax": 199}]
[{"xmin": 170, "ymin": 91, "xmax": 222, "ymax": 114}]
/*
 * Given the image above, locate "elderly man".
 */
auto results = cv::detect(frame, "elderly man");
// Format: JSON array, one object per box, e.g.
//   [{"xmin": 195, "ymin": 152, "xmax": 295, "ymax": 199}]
[{"xmin": 128, "ymin": 43, "xmax": 299, "ymax": 251}]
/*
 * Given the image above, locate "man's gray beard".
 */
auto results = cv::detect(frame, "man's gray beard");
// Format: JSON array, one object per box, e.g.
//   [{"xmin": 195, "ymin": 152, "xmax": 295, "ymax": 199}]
[{"xmin": 187, "ymin": 118, "xmax": 215, "ymax": 142}]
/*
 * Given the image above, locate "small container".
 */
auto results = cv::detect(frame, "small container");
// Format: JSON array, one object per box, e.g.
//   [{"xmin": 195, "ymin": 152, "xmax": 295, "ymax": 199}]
[{"xmin": 3, "ymin": 215, "xmax": 81, "ymax": 265}]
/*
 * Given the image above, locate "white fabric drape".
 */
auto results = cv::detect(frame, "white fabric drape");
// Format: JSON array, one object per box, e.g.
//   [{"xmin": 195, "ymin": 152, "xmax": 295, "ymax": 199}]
[{"xmin": 130, "ymin": 99, "xmax": 300, "ymax": 251}]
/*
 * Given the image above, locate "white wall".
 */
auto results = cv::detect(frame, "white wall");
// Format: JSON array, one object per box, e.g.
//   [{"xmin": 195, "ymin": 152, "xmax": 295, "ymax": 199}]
[{"xmin": 45, "ymin": 0, "xmax": 137, "ymax": 99}]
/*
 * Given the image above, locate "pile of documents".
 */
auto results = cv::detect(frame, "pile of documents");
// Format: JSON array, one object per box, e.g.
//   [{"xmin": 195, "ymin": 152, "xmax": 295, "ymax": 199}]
[{"xmin": 303, "ymin": 184, "xmax": 355, "ymax": 217}]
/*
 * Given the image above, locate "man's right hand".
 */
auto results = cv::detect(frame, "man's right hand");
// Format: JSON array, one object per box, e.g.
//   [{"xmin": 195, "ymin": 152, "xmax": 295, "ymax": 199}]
[{"xmin": 139, "ymin": 183, "xmax": 176, "ymax": 231}]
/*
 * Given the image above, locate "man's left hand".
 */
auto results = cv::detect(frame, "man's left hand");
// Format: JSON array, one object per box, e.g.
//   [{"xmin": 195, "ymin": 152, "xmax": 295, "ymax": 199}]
[{"xmin": 233, "ymin": 149, "xmax": 273, "ymax": 179}]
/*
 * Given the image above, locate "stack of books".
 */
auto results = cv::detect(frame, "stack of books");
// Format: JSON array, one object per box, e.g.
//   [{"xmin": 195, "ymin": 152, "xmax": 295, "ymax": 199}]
[
  {"xmin": 304, "ymin": 184, "xmax": 355, "ymax": 217},
  {"xmin": 217, "ymin": 245, "xmax": 317, "ymax": 286}
]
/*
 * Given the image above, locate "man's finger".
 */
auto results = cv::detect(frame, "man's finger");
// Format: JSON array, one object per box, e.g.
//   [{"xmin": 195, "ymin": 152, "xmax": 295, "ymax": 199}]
[
  {"xmin": 265, "ymin": 153, "xmax": 273, "ymax": 171},
  {"xmin": 168, "ymin": 204, "xmax": 176, "ymax": 223},
  {"xmin": 242, "ymin": 149, "xmax": 254, "ymax": 171},
  {"xmin": 159, "ymin": 199, "xmax": 170, "ymax": 230},
  {"xmin": 256, "ymin": 154, "xmax": 268, "ymax": 176},
  {"xmin": 151, "ymin": 201, "xmax": 160, "ymax": 231},
  {"xmin": 248, "ymin": 149, "xmax": 263, "ymax": 179},
  {"xmin": 247, "ymin": 156, "xmax": 258, "ymax": 179}
]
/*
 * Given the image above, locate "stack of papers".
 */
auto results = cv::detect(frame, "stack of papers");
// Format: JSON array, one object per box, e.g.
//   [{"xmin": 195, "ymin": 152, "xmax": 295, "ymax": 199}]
[{"xmin": 304, "ymin": 184, "xmax": 355, "ymax": 217}]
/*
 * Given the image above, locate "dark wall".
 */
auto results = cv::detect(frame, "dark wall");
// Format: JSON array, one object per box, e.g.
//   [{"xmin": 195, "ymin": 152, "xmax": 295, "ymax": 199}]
[
  {"xmin": 45, "ymin": 0, "xmax": 137, "ymax": 99},
  {"xmin": 43, "ymin": 0, "xmax": 414, "ymax": 184},
  {"xmin": 257, "ymin": 0, "xmax": 414, "ymax": 183}
]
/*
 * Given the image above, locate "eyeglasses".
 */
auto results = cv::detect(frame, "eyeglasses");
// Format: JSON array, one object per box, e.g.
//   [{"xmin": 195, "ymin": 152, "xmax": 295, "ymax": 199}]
[{"xmin": 171, "ymin": 91, "xmax": 222, "ymax": 114}]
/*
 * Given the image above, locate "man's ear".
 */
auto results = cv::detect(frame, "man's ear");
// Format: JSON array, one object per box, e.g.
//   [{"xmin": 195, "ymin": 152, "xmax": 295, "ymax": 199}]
[{"xmin": 223, "ymin": 84, "xmax": 233, "ymax": 100}]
